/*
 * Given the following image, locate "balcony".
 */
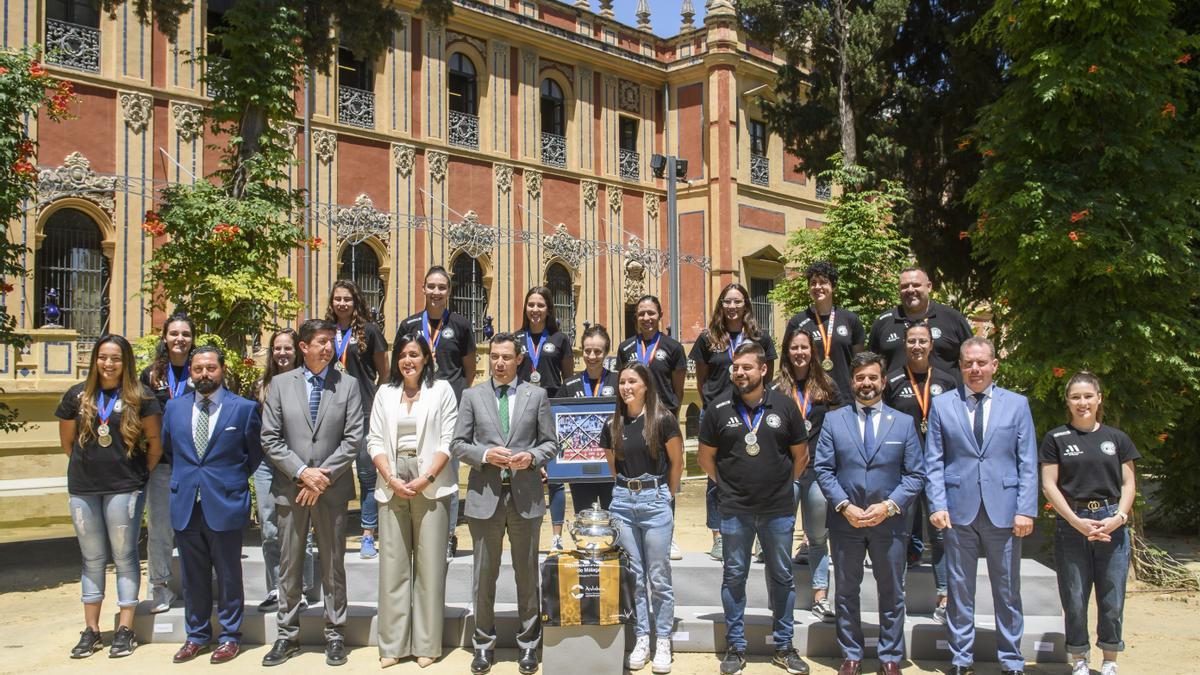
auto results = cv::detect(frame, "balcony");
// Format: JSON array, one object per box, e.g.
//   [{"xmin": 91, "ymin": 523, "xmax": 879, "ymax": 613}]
[
  {"xmin": 541, "ymin": 131, "xmax": 566, "ymax": 168},
  {"xmin": 619, "ymin": 147, "xmax": 639, "ymax": 182},
  {"xmin": 449, "ymin": 110, "xmax": 479, "ymax": 150},
  {"xmin": 750, "ymin": 153, "xmax": 769, "ymax": 186},
  {"xmin": 815, "ymin": 178, "xmax": 833, "ymax": 201},
  {"xmin": 338, "ymin": 85, "xmax": 375, "ymax": 129},
  {"xmin": 45, "ymin": 18, "xmax": 101, "ymax": 73}
]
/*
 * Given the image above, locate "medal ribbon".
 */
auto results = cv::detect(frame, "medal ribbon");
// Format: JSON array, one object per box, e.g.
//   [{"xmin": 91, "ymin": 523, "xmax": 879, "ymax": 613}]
[
  {"xmin": 906, "ymin": 366, "xmax": 932, "ymax": 425},
  {"xmin": 97, "ymin": 389, "xmax": 118, "ymax": 427},
  {"xmin": 334, "ymin": 325, "xmax": 351, "ymax": 366},
  {"xmin": 793, "ymin": 383, "xmax": 812, "ymax": 421},
  {"xmin": 166, "ymin": 362, "xmax": 189, "ymax": 399},
  {"xmin": 637, "ymin": 332, "xmax": 662, "ymax": 366},
  {"xmin": 814, "ymin": 308, "xmax": 837, "ymax": 362},
  {"xmin": 422, "ymin": 309, "xmax": 449, "ymax": 356},
  {"xmin": 726, "ymin": 331, "xmax": 744, "ymax": 363},
  {"xmin": 735, "ymin": 399, "xmax": 766, "ymax": 437},
  {"xmin": 526, "ymin": 331, "xmax": 548, "ymax": 371},
  {"xmin": 582, "ymin": 369, "xmax": 608, "ymax": 397}
]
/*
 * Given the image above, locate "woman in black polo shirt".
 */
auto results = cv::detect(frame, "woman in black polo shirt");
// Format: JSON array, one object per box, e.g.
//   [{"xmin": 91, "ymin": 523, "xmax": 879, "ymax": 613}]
[
  {"xmin": 601, "ymin": 363, "xmax": 683, "ymax": 673},
  {"xmin": 1040, "ymin": 371, "xmax": 1138, "ymax": 675},
  {"xmin": 615, "ymin": 295, "xmax": 687, "ymax": 418},
  {"xmin": 514, "ymin": 285, "xmax": 574, "ymax": 396},
  {"xmin": 556, "ymin": 324, "xmax": 618, "ymax": 528}
]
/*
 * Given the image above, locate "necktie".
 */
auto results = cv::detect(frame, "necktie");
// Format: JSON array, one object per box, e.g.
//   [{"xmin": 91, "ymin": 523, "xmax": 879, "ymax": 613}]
[
  {"xmin": 498, "ymin": 385, "xmax": 511, "ymax": 483},
  {"xmin": 862, "ymin": 405, "xmax": 875, "ymax": 449},
  {"xmin": 309, "ymin": 375, "xmax": 323, "ymax": 424},
  {"xmin": 195, "ymin": 397, "xmax": 211, "ymax": 458},
  {"xmin": 972, "ymin": 392, "xmax": 986, "ymax": 447}
]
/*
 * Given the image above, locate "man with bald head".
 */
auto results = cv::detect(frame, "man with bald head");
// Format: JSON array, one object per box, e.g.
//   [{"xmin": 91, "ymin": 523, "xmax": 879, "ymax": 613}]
[{"xmin": 868, "ymin": 267, "xmax": 973, "ymax": 380}]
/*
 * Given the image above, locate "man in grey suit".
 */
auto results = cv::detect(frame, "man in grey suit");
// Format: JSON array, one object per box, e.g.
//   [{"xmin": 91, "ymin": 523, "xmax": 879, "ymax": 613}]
[
  {"xmin": 260, "ymin": 319, "xmax": 364, "ymax": 667},
  {"xmin": 452, "ymin": 332, "xmax": 558, "ymax": 675}
]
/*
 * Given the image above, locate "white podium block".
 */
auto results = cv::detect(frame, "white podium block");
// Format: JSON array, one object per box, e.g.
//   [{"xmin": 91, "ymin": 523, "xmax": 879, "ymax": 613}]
[{"xmin": 542, "ymin": 624, "xmax": 626, "ymax": 675}]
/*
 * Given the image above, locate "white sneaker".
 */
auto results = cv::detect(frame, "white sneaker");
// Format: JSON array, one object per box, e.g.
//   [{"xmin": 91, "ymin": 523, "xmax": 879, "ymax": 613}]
[
  {"xmin": 1071, "ymin": 657, "xmax": 1089, "ymax": 675},
  {"xmin": 551, "ymin": 535, "xmax": 564, "ymax": 552},
  {"xmin": 669, "ymin": 540, "xmax": 682, "ymax": 560},
  {"xmin": 651, "ymin": 637, "xmax": 672, "ymax": 673},
  {"xmin": 1101, "ymin": 661, "xmax": 1119, "ymax": 675},
  {"xmin": 149, "ymin": 584, "xmax": 176, "ymax": 614},
  {"xmin": 627, "ymin": 635, "xmax": 650, "ymax": 670}
]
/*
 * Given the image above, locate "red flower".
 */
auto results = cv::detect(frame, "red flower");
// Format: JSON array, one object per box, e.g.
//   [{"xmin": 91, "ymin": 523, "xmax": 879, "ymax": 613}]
[
  {"xmin": 1177, "ymin": 54, "xmax": 1192, "ymax": 65},
  {"xmin": 1106, "ymin": 265, "xmax": 1114, "ymax": 274},
  {"xmin": 1, "ymin": 282, "xmax": 13, "ymax": 293},
  {"xmin": 0, "ymin": 66, "xmax": 7, "ymax": 75},
  {"xmin": 12, "ymin": 159, "xmax": 35, "ymax": 177},
  {"xmin": 1158, "ymin": 433, "xmax": 1169, "ymax": 442},
  {"xmin": 242, "ymin": 357, "xmax": 256, "ymax": 367},
  {"xmin": 1088, "ymin": 64, "xmax": 1099, "ymax": 74},
  {"xmin": 144, "ymin": 210, "xmax": 160, "ymax": 222},
  {"xmin": 958, "ymin": 231, "xmax": 969, "ymax": 240},
  {"xmin": 28, "ymin": 61, "xmax": 46, "ymax": 78},
  {"xmin": 956, "ymin": 138, "xmax": 972, "ymax": 150},
  {"xmin": 142, "ymin": 220, "xmax": 166, "ymax": 236},
  {"xmin": 1163, "ymin": 101, "xmax": 1177, "ymax": 118},
  {"xmin": 16, "ymin": 140, "xmax": 34, "ymax": 158},
  {"xmin": 982, "ymin": 149, "xmax": 996, "ymax": 158},
  {"xmin": 307, "ymin": 237, "xmax": 324, "ymax": 250},
  {"xmin": 1043, "ymin": 502, "xmax": 1054, "ymax": 512},
  {"xmin": 1069, "ymin": 209, "xmax": 1089, "ymax": 223},
  {"xmin": 1053, "ymin": 367, "xmax": 1066, "ymax": 378},
  {"xmin": 1068, "ymin": 231, "xmax": 1079, "ymax": 242}
]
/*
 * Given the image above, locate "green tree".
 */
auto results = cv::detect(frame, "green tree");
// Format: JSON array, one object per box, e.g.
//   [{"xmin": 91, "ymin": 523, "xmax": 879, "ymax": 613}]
[
  {"xmin": 967, "ymin": 0, "xmax": 1200, "ymax": 526},
  {"xmin": 770, "ymin": 162, "xmax": 910, "ymax": 320}
]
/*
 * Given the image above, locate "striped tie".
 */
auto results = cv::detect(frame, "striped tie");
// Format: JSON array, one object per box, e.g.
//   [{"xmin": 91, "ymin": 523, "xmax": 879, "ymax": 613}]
[{"xmin": 309, "ymin": 375, "xmax": 323, "ymax": 424}]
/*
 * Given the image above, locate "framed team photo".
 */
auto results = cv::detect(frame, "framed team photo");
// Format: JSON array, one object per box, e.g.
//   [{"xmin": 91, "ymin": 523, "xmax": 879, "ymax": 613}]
[{"xmin": 545, "ymin": 397, "xmax": 617, "ymax": 483}]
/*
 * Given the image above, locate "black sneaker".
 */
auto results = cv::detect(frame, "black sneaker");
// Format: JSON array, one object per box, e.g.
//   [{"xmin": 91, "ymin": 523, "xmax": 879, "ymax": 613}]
[
  {"xmin": 108, "ymin": 626, "xmax": 137, "ymax": 658},
  {"xmin": 720, "ymin": 648, "xmax": 747, "ymax": 675},
  {"xmin": 70, "ymin": 627, "xmax": 102, "ymax": 659},
  {"xmin": 772, "ymin": 648, "xmax": 810, "ymax": 674}
]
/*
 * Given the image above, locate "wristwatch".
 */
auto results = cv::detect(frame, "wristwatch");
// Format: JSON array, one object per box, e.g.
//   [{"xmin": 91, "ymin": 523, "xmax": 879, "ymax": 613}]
[
  {"xmin": 885, "ymin": 500, "xmax": 900, "ymax": 517},
  {"xmin": 1116, "ymin": 510, "xmax": 1129, "ymax": 524},
  {"xmin": 425, "ymin": 473, "xmax": 437, "ymax": 484},
  {"xmin": 834, "ymin": 500, "xmax": 850, "ymax": 513}
]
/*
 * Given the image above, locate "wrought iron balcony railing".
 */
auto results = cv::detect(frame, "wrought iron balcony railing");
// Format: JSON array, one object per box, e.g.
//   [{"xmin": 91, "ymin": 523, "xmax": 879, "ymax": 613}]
[
  {"xmin": 619, "ymin": 147, "xmax": 639, "ymax": 182},
  {"xmin": 45, "ymin": 18, "xmax": 101, "ymax": 73},
  {"xmin": 338, "ymin": 85, "xmax": 376, "ymax": 129},
  {"xmin": 750, "ymin": 153, "xmax": 769, "ymax": 186},
  {"xmin": 449, "ymin": 110, "xmax": 479, "ymax": 150},
  {"xmin": 541, "ymin": 131, "xmax": 566, "ymax": 168}
]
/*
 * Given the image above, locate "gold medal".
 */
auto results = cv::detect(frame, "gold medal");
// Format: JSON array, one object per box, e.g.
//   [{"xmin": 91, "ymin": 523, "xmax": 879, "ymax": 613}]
[
  {"xmin": 745, "ymin": 443, "xmax": 761, "ymax": 456},
  {"xmin": 97, "ymin": 432, "xmax": 113, "ymax": 447},
  {"xmin": 920, "ymin": 419, "xmax": 928, "ymax": 435},
  {"xmin": 822, "ymin": 358, "xmax": 834, "ymax": 371},
  {"xmin": 97, "ymin": 423, "xmax": 110, "ymax": 437}
]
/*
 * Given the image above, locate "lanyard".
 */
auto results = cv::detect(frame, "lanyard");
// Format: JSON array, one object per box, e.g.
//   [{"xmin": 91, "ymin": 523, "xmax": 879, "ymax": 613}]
[
  {"xmin": 334, "ymin": 325, "xmax": 351, "ymax": 365},
  {"xmin": 814, "ymin": 308, "xmax": 837, "ymax": 361},
  {"xmin": 525, "ymin": 331, "xmax": 547, "ymax": 370},
  {"xmin": 422, "ymin": 309, "xmax": 449, "ymax": 355},
  {"xmin": 906, "ymin": 365, "xmax": 932, "ymax": 424},
  {"xmin": 726, "ymin": 331, "xmax": 744, "ymax": 362},
  {"xmin": 637, "ymin": 332, "xmax": 662, "ymax": 366},
  {"xmin": 166, "ymin": 363, "xmax": 189, "ymax": 399},
  {"xmin": 581, "ymin": 369, "xmax": 608, "ymax": 397},
  {"xmin": 793, "ymin": 383, "xmax": 812, "ymax": 421},
  {"xmin": 97, "ymin": 389, "xmax": 118, "ymax": 425},
  {"xmin": 735, "ymin": 398, "xmax": 765, "ymax": 435}
]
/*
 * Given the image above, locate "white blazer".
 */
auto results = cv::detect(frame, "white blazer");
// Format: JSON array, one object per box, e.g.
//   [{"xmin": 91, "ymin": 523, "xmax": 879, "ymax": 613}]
[{"xmin": 367, "ymin": 378, "xmax": 459, "ymax": 501}]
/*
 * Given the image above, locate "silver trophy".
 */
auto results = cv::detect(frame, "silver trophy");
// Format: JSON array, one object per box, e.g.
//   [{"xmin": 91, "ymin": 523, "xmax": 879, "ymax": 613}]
[{"xmin": 568, "ymin": 499, "xmax": 619, "ymax": 559}]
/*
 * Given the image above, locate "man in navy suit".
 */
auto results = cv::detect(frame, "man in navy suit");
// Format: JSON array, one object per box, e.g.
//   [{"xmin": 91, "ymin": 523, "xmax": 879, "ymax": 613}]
[
  {"xmin": 925, "ymin": 336, "xmax": 1037, "ymax": 675},
  {"xmin": 814, "ymin": 352, "xmax": 925, "ymax": 675},
  {"xmin": 161, "ymin": 345, "xmax": 263, "ymax": 664}
]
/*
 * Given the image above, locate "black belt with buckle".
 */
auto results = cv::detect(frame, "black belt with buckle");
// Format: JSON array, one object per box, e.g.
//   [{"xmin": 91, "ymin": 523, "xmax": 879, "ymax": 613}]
[
  {"xmin": 1070, "ymin": 498, "xmax": 1116, "ymax": 511},
  {"xmin": 616, "ymin": 475, "xmax": 665, "ymax": 491}
]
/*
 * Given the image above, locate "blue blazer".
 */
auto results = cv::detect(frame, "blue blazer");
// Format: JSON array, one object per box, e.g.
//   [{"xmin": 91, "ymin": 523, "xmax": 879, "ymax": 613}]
[
  {"xmin": 813, "ymin": 402, "xmax": 925, "ymax": 535},
  {"xmin": 924, "ymin": 386, "xmax": 1038, "ymax": 529},
  {"xmin": 161, "ymin": 389, "xmax": 263, "ymax": 532}
]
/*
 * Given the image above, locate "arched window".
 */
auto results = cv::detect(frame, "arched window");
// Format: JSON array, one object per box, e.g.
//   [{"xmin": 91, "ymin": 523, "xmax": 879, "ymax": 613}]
[
  {"xmin": 546, "ymin": 262, "xmax": 575, "ymax": 343},
  {"xmin": 338, "ymin": 243, "xmax": 384, "ymax": 326},
  {"xmin": 540, "ymin": 79, "xmax": 566, "ymax": 168},
  {"xmin": 36, "ymin": 208, "xmax": 109, "ymax": 342},
  {"xmin": 448, "ymin": 53, "xmax": 478, "ymax": 115},
  {"xmin": 450, "ymin": 254, "xmax": 487, "ymax": 343}
]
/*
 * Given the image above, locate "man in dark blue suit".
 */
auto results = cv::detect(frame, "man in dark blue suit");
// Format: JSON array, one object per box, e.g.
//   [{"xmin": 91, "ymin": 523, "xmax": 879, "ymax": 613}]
[
  {"xmin": 161, "ymin": 345, "xmax": 263, "ymax": 664},
  {"xmin": 814, "ymin": 352, "xmax": 925, "ymax": 675},
  {"xmin": 925, "ymin": 336, "xmax": 1038, "ymax": 675}
]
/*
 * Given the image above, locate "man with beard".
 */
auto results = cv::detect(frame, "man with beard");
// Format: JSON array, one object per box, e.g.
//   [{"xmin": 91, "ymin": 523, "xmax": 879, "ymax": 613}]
[
  {"xmin": 868, "ymin": 267, "xmax": 973, "ymax": 380},
  {"xmin": 814, "ymin": 352, "xmax": 925, "ymax": 675},
  {"xmin": 160, "ymin": 345, "xmax": 263, "ymax": 664},
  {"xmin": 698, "ymin": 341, "xmax": 810, "ymax": 675}
]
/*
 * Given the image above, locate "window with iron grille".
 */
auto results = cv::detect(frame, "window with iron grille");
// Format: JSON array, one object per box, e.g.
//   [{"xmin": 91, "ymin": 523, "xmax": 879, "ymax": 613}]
[
  {"xmin": 36, "ymin": 208, "xmax": 109, "ymax": 343},
  {"xmin": 338, "ymin": 243, "xmax": 385, "ymax": 327},
  {"xmin": 749, "ymin": 119, "xmax": 768, "ymax": 156},
  {"xmin": 546, "ymin": 263, "xmax": 576, "ymax": 344},
  {"xmin": 449, "ymin": 53, "xmax": 478, "ymax": 115},
  {"xmin": 451, "ymin": 254, "xmax": 488, "ymax": 343},
  {"xmin": 619, "ymin": 117, "xmax": 638, "ymax": 152},
  {"xmin": 540, "ymin": 79, "xmax": 564, "ymax": 136},
  {"xmin": 750, "ymin": 276, "xmax": 775, "ymax": 341}
]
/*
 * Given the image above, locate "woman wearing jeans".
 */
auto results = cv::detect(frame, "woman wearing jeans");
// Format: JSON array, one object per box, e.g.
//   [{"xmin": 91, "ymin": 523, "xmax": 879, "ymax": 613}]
[
  {"xmin": 1040, "ymin": 371, "xmax": 1138, "ymax": 675},
  {"xmin": 57, "ymin": 334, "xmax": 162, "ymax": 658},
  {"xmin": 602, "ymin": 363, "xmax": 683, "ymax": 673}
]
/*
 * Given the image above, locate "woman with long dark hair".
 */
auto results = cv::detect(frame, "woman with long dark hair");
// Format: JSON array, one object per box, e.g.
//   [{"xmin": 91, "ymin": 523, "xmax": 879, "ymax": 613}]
[
  {"xmin": 1040, "ymin": 372, "xmax": 1138, "ymax": 675},
  {"xmin": 602, "ymin": 363, "xmax": 683, "ymax": 674},
  {"xmin": 773, "ymin": 322, "xmax": 840, "ymax": 622},
  {"xmin": 58, "ymin": 334, "xmax": 163, "ymax": 659},
  {"xmin": 325, "ymin": 279, "xmax": 389, "ymax": 559},
  {"xmin": 369, "ymin": 333, "xmax": 458, "ymax": 668},
  {"xmin": 688, "ymin": 282, "xmax": 777, "ymax": 559},
  {"xmin": 615, "ymin": 295, "xmax": 687, "ymax": 418},
  {"xmin": 514, "ymin": 285, "xmax": 574, "ymax": 397},
  {"xmin": 138, "ymin": 313, "xmax": 195, "ymax": 614}
]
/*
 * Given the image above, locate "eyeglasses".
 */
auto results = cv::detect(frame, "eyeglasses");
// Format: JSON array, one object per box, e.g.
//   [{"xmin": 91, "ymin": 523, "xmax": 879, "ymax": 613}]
[{"xmin": 721, "ymin": 298, "xmax": 746, "ymax": 307}]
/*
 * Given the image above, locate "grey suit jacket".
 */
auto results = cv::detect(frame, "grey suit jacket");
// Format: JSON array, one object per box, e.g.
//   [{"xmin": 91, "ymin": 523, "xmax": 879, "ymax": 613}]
[
  {"xmin": 451, "ymin": 380, "xmax": 559, "ymax": 519},
  {"xmin": 260, "ymin": 366, "xmax": 365, "ymax": 505}
]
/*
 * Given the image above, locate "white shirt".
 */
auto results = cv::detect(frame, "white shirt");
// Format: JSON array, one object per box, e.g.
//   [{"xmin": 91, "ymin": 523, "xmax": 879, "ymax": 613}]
[
  {"xmin": 964, "ymin": 384, "xmax": 994, "ymax": 439},
  {"xmin": 854, "ymin": 400, "xmax": 884, "ymax": 442},
  {"xmin": 192, "ymin": 386, "xmax": 226, "ymax": 444}
]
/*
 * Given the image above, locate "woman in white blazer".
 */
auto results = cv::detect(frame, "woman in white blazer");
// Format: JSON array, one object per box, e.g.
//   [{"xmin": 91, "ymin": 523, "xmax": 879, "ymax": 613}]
[{"xmin": 368, "ymin": 333, "xmax": 458, "ymax": 669}]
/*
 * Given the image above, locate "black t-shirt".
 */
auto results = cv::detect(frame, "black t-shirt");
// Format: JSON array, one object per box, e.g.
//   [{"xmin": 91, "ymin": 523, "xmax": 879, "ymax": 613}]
[
  {"xmin": 561, "ymin": 369, "xmax": 619, "ymax": 398},
  {"xmin": 615, "ymin": 332, "xmax": 688, "ymax": 413},
  {"xmin": 769, "ymin": 380, "xmax": 837, "ymax": 449},
  {"xmin": 883, "ymin": 366, "xmax": 958, "ymax": 439},
  {"xmin": 335, "ymin": 322, "xmax": 387, "ymax": 405},
  {"xmin": 600, "ymin": 412, "xmax": 680, "ymax": 479},
  {"xmin": 785, "ymin": 307, "xmax": 864, "ymax": 405},
  {"xmin": 688, "ymin": 330, "xmax": 778, "ymax": 408},
  {"xmin": 1039, "ymin": 424, "xmax": 1140, "ymax": 501},
  {"xmin": 868, "ymin": 301, "xmax": 973, "ymax": 380},
  {"xmin": 698, "ymin": 388, "xmax": 806, "ymax": 516},
  {"xmin": 56, "ymin": 383, "xmax": 162, "ymax": 496},
  {"xmin": 395, "ymin": 310, "xmax": 476, "ymax": 401},
  {"xmin": 514, "ymin": 328, "xmax": 573, "ymax": 398},
  {"xmin": 139, "ymin": 364, "xmax": 193, "ymax": 464}
]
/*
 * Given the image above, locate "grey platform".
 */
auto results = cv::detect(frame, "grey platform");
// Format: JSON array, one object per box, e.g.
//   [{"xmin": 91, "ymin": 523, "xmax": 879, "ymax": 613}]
[{"xmin": 130, "ymin": 548, "xmax": 1066, "ymax": 662}]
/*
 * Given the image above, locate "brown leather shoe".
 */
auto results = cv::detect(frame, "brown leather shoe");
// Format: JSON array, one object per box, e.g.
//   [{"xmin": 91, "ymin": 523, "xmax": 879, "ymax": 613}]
[
  {"xmin": 173, "ymin": 641, "xmax": 208, "ymax": 663},
  {"xmin": 878, "ymin": 662, "xmax": 902, "ymax": 675},
  {"xmin": 838, "ymin": 660, "xmax": 862, "ymax": 675},
  {"xmin": 210, "ymin": 642, "xmax": 240, "ymax": 664}
]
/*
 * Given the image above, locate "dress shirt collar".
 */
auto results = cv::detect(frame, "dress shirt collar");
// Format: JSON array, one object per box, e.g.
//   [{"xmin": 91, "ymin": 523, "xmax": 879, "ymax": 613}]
[
  {"xmin": 303, "ymin": 363, "xmax": 331, "ymax": 382},
  {"xmin": 195, "ymin": 386, "xmax": 226, "ymax": 408},
  {"xmin": 491, "ymin": 377, "xmax": 519, "ymax": 397}
]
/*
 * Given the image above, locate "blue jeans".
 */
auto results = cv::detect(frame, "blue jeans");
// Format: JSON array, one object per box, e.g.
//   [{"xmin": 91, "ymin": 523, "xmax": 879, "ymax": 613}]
[
  {"xmin": 720, "ymin": 512, "xmax": 796, "ymax": 651},
  {"xmin": 547, "ymin": 482, "xmax": 566, "ymax": 526},
  {"xmin": 907, "ymin": 494, "xmax": 947, "ymax": 594},
  {"xmin": 610, "ymin": 477, "xmax": 675, "ymax": 638},
  {"xmin": 705, "ymin": 479, "xmax": 721, "ymax": 531},
  {"xmin": 357, "ymin": 443, "xmax": 378, "ymax": 531},
  {"xmin": 1055, "ymin": 503, "xmax": 1129, "ymax": 654},
  {"xmin": 254, "ymin": 462, "xmax": 315, "ymax": 595},
  {"xmin": 796, "ymin": 469, "xmax": 830, "ymax": 590},
  {"xmin": 144, "ymin": 462, "xmax": 175, "ymax": 587},
  {"xmin": 69, "ymin": 490, "xmax": 144, "ymax": 607}
]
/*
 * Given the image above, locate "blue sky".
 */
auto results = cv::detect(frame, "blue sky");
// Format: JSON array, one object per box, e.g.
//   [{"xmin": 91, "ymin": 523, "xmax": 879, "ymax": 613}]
[{"xmin": 579, "ymin": 0, "xmax": 709, "ymax": 38}]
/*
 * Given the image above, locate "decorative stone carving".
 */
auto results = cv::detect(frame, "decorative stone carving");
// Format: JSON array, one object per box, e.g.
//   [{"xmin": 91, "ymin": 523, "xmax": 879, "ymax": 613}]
[
  {"xmin": 36, "ymin": 152, "xmax": 122, "ymax": 217},
  {"xmin": 599, "ymin": 0, "xmax": 615, "ymax": 18},
  {"xmin": 284, "ymin": 123, "xmax": 300, "ymax": 147},
  {"xmin": 603, "ymin": 74, "xmax": 618, "ymax": 91},
  {"xmin": 335, "ymin": 194, "xmax": 391, "ymax": 246},
  {"xmin": 624, "ymin": 259, "xmax": 646, "ymax": 303},
  {"xmin": 171, "ymin": 102, "xmax": 205, "ymax": 142},
  {"xmin": 119, "ymin": 91, "xmax": 153, "ymax": 134},
  {"xmin": 313, "ymin": 129, "xmax": 337, "ymax": 163},
  {"xmin": 645, "ymin": 195, "xmax": 659, "ymax": 222},
  {"xmin": 524, "ymin": 169, "xmax": 543, "ymax": 198},
  {"xmin": 447, "ymin": 209, "xmax": 496, "ymax": 258},
  {"xmin": 494, "ymin": 163, "xmax": 513, "ymax": 193},
  {"xmin": 523, "ymin": 52, "xmax": 538, "ymax": 73},
  {"xmin": 607, "ymin": 184, "xmax": 623, "ymax": 212},
  {"xmin": 636, "ymin": 0, "xmax": 652, "ymax": 31},
  {"xmin": 618, "ymin": 79, "xmax": 641, "ymax": 113},
  {"xmin": 392, "ymin": 143, "xmax": 416, "ymax": 177},
  {"xmin": 581, "ymin": 180, "xmax": 598, "ymax": 209},
  {"xmin": 681, "ymin": 0, "xmax": 696, "ymax": 30},
  {"xmin": 427, "ymin": 150, "xmax": 448, "ymax": 183},
  {"xmin": 542, "ymin": 223, "xmax": 586, "ymax": 270},
  {"xmin": 447, "ymin": 30, "xmax": 487, "ymax": 62},
  {"xmin": 540, "ymin": 60, "xmax": 574, "ymax": 84}
]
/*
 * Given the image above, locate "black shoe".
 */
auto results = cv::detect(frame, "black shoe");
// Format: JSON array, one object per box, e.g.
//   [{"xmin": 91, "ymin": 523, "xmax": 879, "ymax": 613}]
[
  {"xmin": 108, "ymin": 626, "xmax": 137, "ymax": 658},
  {"xmin": 517, "ymin": 648, "xmax": 539, "ymax": 674},
  {"xmin": 261, "ymin": 639, "xmax": 300, "ymax": 667},
  {"xmin": 449, "ymin": 533, "xmax": 459, "ymax": 558},
  {"xmin": 772, "ymin": 648, "xmax": 810, "ymax": 674},
  {"xmin": 947, "ymin": 667, "xmax": 975, "ymax": 675},
  {"xmin": 720, "ymin": 648, "xmax": 747, "ymax": 675},
  {"xmin": 470, "ymin": 648, "xmax": 494, "ymax": 674},
  {"xmin": 325, "ymin": 639, "xmax": 348, "ymax": 666},
  {"xmin": 70, "ymin": 627, "xmax": 102, "ymax": 659},
  {"xmin": 257, "ymin": 591, "xmax": 279, "ymax": 613}
]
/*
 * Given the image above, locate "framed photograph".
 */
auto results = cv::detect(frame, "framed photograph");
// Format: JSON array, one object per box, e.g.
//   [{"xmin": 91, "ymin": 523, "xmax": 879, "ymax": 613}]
[{"xmin": 545, "ymin": 397, "xmax": 617, "ymax": 483}]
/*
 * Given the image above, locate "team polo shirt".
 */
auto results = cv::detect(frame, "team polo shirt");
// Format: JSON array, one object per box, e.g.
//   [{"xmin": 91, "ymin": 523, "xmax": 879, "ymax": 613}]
[
  {"xmin": 1039, "ymin": 424, "xmax": 1140, "ymax": 501},
  {"xmin": 785, "ymin": 306, "xmax": 864, "ymax": 405},
  {"xmin": 514, "ymin": 328, "xmax": 573, "ymax": 398},
  {"xmin": 336, "ymin": 322, "xmax": 387, "ymax": 406},
  {"xmin": 688, "ymin": 330, "xmax": 778, "ymax": 408},
  {"xmin": 396, "ymin": 310, "xmax": 476, "ymax": 401},
  {"xmin": 698, "ymin": 388, "xmax": 806, "ymax": 516},
  {"xmin": 868, "ymin": 300, "xmax": 973, "ymax": 379},
  {"xmin": 616, "ymin": 332, "xmax": 688, "ymax": 413},
  {"xmin": 883, "ymin": 366, "xmax": 958, "ymax": 438},
  {"xmin": 769, "ymin": 380, "xmax": 837, "ymax": 449},
  {"xmin": 561, "ymin": 370, "xmax": 619, "ymax": 398}
]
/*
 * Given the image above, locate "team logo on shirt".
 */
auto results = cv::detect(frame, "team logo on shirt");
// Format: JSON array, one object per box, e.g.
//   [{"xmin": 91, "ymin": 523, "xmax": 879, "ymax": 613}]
[
  {"xmin": 1100, "ymin": 441, "xmax": 1117, "ymax": 456},
  {"xmin": 113, "ymin": 400, "xmax": 124, "ymax": 413},
  {"xmin": 931, "ymin": 327, "xmax": 942, "ymax": 340},
  {"xmin": 442, "ymin": 328, "xmax": 455, "ymax": 339},
  {"xmin": 724, "ymin": 417, "xmax": 742, "ymax": 428},
  {"xmin": 602, "ymin": 386, "xmax": 615, "ymax": 396},
  {"xmin": 1064, "ymin": 444, "xmax": 1083, "ymax": 457},
  {"xmin": 885, "ymin": 332, "xmax": 900, "ymax": 343},
  {"xmin": 931, "ymin": 384, "xmax": 945, "ymax": 396},
  {"xmin": 766, "ymin": 414, "xmax": 782, "ymax": 428},
  {"xmin": 544, "ymin": 343, "xmax": 556, "ymax": 354},
  {"xmin": 656, "ymin": 351, "xmax": 667, "ymax": 361},
  {"xmin": 836, "ymin": 325, "xmax": 849, "ymax": 337}
]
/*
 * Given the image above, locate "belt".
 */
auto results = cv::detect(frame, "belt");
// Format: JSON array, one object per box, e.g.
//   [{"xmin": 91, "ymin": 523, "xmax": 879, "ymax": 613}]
[
  {"xmin": 1069, "ymin": 498, "xmax": 1117, "ymax": 511},
  {"xmin": 616, "ymin": 475, "xmax": 665, "ymax": 491}
]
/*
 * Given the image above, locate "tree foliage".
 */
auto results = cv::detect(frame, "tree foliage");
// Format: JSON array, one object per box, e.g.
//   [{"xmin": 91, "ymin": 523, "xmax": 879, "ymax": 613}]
[{"xmin": 967, "ymin": 0, "xmax": 1200, "ymax": 527}]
